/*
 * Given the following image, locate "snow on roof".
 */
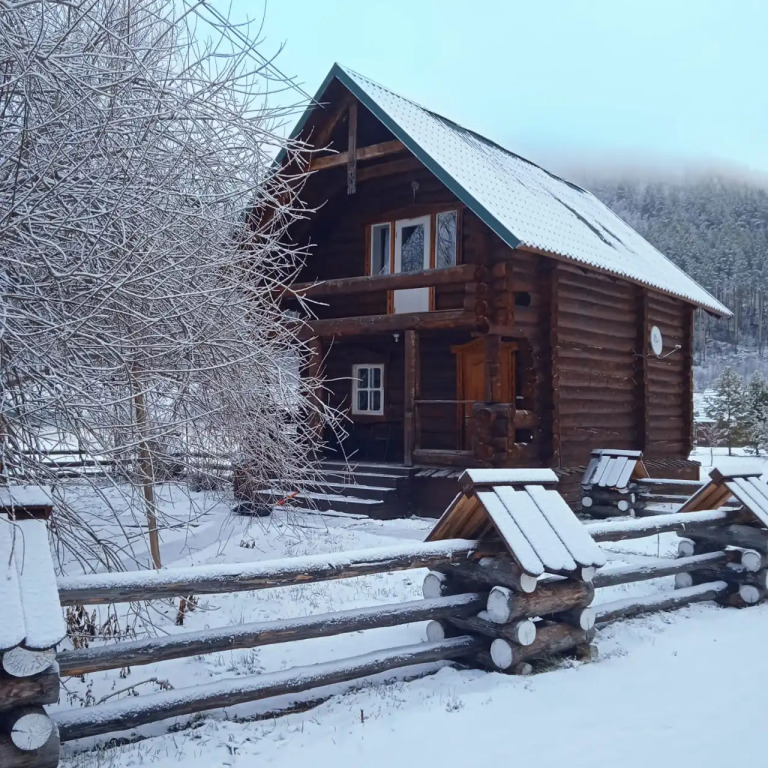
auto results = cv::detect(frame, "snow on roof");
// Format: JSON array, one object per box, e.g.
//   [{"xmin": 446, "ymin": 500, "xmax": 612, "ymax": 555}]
[
  {"xmin": 0, "ymin": 516, "xmax": 66, "ymax": 652},
  {"xmin": 298, "ymin": 64, "xmax": 730, "ymax": 318}
]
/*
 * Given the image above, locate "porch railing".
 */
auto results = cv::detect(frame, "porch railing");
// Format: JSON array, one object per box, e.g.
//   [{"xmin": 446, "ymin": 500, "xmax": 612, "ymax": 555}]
[{"xmin": 413, "ymin": 400, "xmax": 539, "ymax": 463}]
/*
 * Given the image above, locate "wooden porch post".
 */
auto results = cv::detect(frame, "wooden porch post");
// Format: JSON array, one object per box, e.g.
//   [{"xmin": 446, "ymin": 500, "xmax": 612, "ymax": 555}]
[
  {"xmin": 404, "ymin": 330, "xmax": 419, "ymax": 466},
  {"xmin": 483, "ymin": 334, "xmax": 501, "ymax": 403}
]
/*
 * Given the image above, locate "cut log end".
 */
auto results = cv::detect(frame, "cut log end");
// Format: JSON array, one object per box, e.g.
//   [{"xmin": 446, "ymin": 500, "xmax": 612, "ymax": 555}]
[
  {"xmin": 741, "ymin": 550, "xmax": 762, "ymax": 573},
  {"xmin": 674, "ymin": 572, "xmax": 694, "ymax": 590},
  {"xmin": 490, "ymin": 638, "xmax": 514, "ymax": 670},
  {"xmin": 422, "ymin": 571, "xmax": 448, "ymax": 599},
  {"xmin": 1, "ymin": 647, "xmax": 56, "ymax": 679},
  {"xmin": 510, "ymin": 619, "xmax": 537, "ymax": 647},
  {"xmin": 518, "ymin": 573, "xmax": 538, "ymax": 594},
  {"xmin": 425, "ymin": 620, "xmax": 447, "ymax": 643},
  {"xmin": 677, "ymin": 538, "xmax": 695, "ymax": 558},
  {"xmin": 560, "ymin": 607, "xmax": 596, "ymax": 632},
  {"xmin": 486, "ymin": 586, "xmax": 514, "ymax": 624},
  {"xmin": 512, "ymin": 662, "xmax": 533, "ymax": 676},
  {"xmin": 617, "ymin": 500, "xmax": 630, "ymax": 513},
  {"xmin": 8, "ymin": 709, "xmax": 55, "ymax": 752},
  {"xmin": 579, "ymin": 567, "xmax": 596, "ymax": 583},
  {"xmin": 739, "ymin": 584, "xmax": 762, "ymax": 605},
  {"xmin": 581, "ymin": 496, "xmax": 593, "ymax": 509}
]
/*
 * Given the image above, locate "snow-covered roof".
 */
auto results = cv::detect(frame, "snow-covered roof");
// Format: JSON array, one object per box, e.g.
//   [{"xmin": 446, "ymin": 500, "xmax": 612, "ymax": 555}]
[
  {"xmin": 0, "ymin": 516, "xmax": 66, "ymax": 652},
  {"xmin": 293, "ymin": 64, "xmax": 731, "ymax": 317},
  {"xmin": 428, "ymin": 468, "xmax": 606, "ymax": 576}
]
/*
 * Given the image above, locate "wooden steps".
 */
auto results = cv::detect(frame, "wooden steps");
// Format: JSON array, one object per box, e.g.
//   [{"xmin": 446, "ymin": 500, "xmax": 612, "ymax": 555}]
[{"xmin": 242, "ymin": 460, "xmax": 416, "ymax": 519}]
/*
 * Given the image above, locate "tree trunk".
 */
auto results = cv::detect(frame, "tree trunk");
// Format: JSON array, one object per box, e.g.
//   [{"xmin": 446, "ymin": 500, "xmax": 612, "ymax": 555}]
[{"xmin": 131, "ymin": 363, "xmax": 161, "ymax": 569}]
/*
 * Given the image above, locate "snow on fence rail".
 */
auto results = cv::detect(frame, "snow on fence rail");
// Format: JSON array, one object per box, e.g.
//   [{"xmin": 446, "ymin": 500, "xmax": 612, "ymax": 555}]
[{"xmin": 7, "ymin": 465, "xmax": 768, "ymax": 765}]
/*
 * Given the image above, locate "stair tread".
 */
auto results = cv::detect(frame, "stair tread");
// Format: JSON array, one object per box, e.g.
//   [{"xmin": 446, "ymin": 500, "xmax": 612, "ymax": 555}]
[
  {"xmin": 260, "ymin": 489, "xmax": 383, "ymax": 505},
  {"xmin": 295, "ymin": 481, "xmax": 395, "ymax": 493}
]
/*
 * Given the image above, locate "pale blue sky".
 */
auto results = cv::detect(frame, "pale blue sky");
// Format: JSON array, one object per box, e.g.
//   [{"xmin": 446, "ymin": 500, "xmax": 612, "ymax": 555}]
[{"xmin": 235, "ymin": 0, "xmax": 768, "ymax": 176}]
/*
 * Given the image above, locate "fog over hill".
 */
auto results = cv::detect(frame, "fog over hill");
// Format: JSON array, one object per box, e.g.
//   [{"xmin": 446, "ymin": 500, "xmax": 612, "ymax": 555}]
[{"xmin": 553, "ymin": 163, "xmax": 768, "ymax": 388}]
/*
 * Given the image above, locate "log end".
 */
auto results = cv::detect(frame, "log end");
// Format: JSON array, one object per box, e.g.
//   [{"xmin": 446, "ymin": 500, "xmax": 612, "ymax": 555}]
[
  {"xmin": 489, "ymin": 638, "xmax": 513, "ymax": 670},
  {"xmin": 486, "ymin": 586, "xmax": 513, "ymax": 624},
  {"xmin": 1, "ymin": 648, "xmax": 56, "ymax": 679}
]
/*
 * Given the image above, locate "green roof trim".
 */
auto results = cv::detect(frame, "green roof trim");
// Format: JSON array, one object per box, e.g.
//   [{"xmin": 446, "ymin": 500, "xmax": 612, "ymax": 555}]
[{"xmin": 276, "ymin": 63, "xmax": 522, "ymax": 252}]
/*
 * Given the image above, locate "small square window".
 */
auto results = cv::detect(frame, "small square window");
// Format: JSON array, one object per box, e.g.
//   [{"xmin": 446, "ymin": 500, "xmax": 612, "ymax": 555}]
[{"xmin": 352, "ymin": 364, "xmax": 384, "ymax": 415}]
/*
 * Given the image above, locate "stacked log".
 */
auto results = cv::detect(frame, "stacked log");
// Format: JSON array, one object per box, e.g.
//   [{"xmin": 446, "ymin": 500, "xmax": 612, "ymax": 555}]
[
  {"xmin": 581, "ymin": 485, "xmax": 638, "ymax": 519},
  {"xmin": 423, "ymin": 555, "xmax": 596, "ymax": 673},
  {"xmin": 675, "ymin": 524, "xmax": 768, "ymax": 607},
  {"xmin": 0, "ymin": 650, "xmax": 60, "ymax": 768}
]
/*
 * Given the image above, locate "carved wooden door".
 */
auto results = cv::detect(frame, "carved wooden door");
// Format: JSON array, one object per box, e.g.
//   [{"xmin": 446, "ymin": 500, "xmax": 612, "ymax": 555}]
[{"xmin": 452, "ymin": 339, "xmax": 516, "ymax": 449}]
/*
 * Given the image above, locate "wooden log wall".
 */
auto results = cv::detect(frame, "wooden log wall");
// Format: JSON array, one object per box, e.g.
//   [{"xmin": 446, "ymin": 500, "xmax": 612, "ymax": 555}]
[
  {"xmin": 321, "ymin": 335, "xmax": 404, "ymax": 462},
  {"xmin": 645, "ymin": 293, "xmax": 694, "ymax": 459},
  {"xmin": 554, "ymin": 264, "xmax": 639, "ymax": 466}
]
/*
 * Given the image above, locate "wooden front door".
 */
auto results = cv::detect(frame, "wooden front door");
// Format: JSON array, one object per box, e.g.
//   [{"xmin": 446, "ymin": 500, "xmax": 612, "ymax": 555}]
[{"xmin": 451, "ymin": 338, "xmax": 516, "ymax": 449}]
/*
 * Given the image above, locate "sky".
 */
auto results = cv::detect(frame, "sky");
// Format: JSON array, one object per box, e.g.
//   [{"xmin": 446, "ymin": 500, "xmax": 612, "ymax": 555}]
[{"xmin": 228, "ymin": 0, "xmax": 768, "ymax": 179}]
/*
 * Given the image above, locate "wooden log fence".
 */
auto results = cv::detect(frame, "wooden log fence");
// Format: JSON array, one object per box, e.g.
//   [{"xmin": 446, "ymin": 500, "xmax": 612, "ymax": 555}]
[
  {"xmin": 17, "ymin": 462, "xmax": 768, "ymax": 763},
  {"xmin": 57, "ymin": 593, "xmax": 487, "ymax": 677}
]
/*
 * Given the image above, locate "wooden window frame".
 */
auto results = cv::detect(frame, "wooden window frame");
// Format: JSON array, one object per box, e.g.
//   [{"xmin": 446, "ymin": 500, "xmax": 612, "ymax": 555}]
[
  {"xmin": 369, "ymin": 221, "xmax": 393, "ymax": 277},
  {"xmin": 351, "ymin": 363, "xmax": 386, "ymax": 416}
]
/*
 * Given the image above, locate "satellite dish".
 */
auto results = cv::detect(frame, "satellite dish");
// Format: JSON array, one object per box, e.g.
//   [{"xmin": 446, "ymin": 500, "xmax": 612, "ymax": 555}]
[{"xmin": 650, "ymin": 325, "xmax": 663, "ymax": 356}]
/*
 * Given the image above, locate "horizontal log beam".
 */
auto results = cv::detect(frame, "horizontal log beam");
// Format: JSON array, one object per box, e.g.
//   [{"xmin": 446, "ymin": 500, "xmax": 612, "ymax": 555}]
[
  {"xmin": 586, "ymin": 508, "xmax": 743, "ymax": 543},
  {"xmin": 55, "ymin": 636, "xmax": 484, "ymax": 741},
  {"xmin": 486, "ymin": 581, "xmax": 595, "ymax": 624},
  {"xmin": 287, "ymin": 263, "xmax": 481, "ymax": 299},
  {"xmin": 357, "ymin": 156, "xmax": 424, "ymax": 182},
  {"xmin": 57, "ymin": 593, "xmax": 486, "ymax": 676},
  {"xmin": 309, "ymin": 140, "xmax": 406, "ymax": 171},
  {"xmin": 412, "ymin": 449, "xmax": 476, "ymax": 467},
  {"xmin": 57, "ymin": 539, "xmax": 481, "ymax": 605},
  {"xmin": 490, "ymin": 623, "xmax": 592, "ymax": 670},
  {"xmin": 594, "ymin": 581, "xmax": 729, "ymax": 624},
  {"xmin": 592, "ymin": 551, "xmax": 733, "ymax": 589},
  {"xmin": 302, "ymin": 310, "xmax": 488, "ymax": 339},
  {"xmin": 0, "ymin": 668, "xmax": 60, "ymax": 714}
]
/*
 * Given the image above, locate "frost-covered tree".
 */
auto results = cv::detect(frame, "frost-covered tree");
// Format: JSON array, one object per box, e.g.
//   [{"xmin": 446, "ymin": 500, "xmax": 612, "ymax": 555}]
[
  {"xmin": 705, "ymin": 368, "xmax": 747, "ymax": 455},
  {"xmin": 0, "ymin": 0, "xmax": 337, "ymax": 569},
  {"xmin": 743, "ymin": 372, "xmax": 768, "ymax": 455}
]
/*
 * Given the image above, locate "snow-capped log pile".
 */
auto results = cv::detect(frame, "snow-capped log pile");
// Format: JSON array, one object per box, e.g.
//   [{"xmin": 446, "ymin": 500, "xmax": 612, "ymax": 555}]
[
  {"xmin": 0, "ymin": 491, "xmax": 65, "ymax": 768},
  {"xmin": 422, "ymin": 468, "xmax": 606, "ymax": 674},
  {"xmin": 580, "ymin": 449, "xmax": 647, "ymax": 518}
]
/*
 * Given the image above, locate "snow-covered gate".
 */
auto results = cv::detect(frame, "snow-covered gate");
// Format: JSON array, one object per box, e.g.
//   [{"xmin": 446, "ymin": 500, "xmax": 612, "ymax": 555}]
[{"xmin": 6, "ymin": 466, "xmax": 768, "ymax": 765}]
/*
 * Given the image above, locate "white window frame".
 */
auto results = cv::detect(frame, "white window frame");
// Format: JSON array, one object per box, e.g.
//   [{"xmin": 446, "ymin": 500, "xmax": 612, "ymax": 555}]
[
  {"xmin": 394, "ymin": 215, "xmax": 431, "ymax": 275},
  {"xmin": 369, "ymin": 222, "xmax": 392, "ymax": 276},
  {"xmin": 351, "ymin": 363, "xmax": 385, "ymax": 415},
  {"xmin": 435, "ymin": 209, "xmax": 458, "ymax": 269}
]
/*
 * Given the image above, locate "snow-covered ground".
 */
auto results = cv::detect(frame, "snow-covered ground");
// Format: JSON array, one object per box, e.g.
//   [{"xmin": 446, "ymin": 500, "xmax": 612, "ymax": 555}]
[{"xmin": 56, "ymin": 450, "xmax": 768, "ymax": 767}]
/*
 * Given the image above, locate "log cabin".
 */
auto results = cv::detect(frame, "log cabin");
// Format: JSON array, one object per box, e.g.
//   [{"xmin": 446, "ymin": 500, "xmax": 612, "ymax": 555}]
[{"xmin": 272, "ymin": 64, "xmax": 731, "ymax": 517}]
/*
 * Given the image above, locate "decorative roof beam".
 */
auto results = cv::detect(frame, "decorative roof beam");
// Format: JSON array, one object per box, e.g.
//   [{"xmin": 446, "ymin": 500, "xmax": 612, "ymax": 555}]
[{"xmin": 309, "ymin": 139, "xmax": 406, "ymax": 172}]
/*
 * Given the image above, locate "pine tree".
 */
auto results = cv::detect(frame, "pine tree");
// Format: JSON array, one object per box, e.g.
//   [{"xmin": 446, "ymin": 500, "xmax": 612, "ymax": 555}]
[
  {"xmin": 744, "ymin": 372, "xmax": 768, "ymax": 454},
  {"xmin": 705, "ymin": 368, "xmax": 747, "ymax": 455}
]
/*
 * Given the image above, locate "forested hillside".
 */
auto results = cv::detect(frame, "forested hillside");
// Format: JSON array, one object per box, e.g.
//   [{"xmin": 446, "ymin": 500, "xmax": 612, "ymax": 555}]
[{"xmin": 585, "ymin": 175, "xmax": 768, "ymax": 371}]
